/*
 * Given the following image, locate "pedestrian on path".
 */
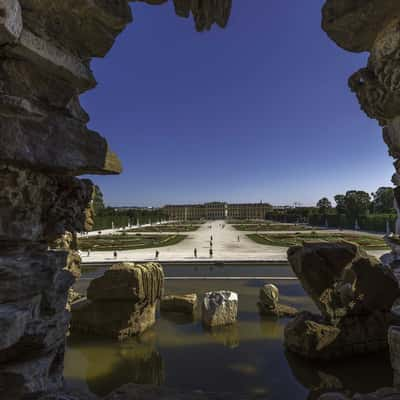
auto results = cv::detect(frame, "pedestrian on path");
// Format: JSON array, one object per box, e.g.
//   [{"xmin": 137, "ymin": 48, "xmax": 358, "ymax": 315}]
[
  {"xmin": 87, "ymin": 249, "xmax": 90, "ymax": 257},
  {"xmin": 210, "ymin": 240, "xmax": 213, "ymax": 248},
  {"xmin": 155, "ymin": 250, "xmax": 159, "ymax": 260},
  {"xmin": 210, "ymin": 235, "xmax": 213, "ymax": 241},
  {"xmin": 194, "ymin": 248, "xmax": 197, "ymax": 258},
  {"xmin": 209, "ymin": 248, "xmax": 213, "ymax": 258},
  {"xmin": 113, "ymin": 250, "xmax": 118, "ymax": 259}
]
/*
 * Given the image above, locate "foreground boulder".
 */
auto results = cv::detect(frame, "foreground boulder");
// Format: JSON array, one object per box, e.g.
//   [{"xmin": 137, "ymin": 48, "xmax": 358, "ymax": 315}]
[
  {"xmin": 258, "ymin": 284, "xmax": 297, "ymax": 318},
  {"xmin": 285, "ymin": 310, "xmax": 394, "ymax": 360},
  {"xmin": 285, "ymin": 241, "xmax": 400, "ymax": 359},
  {"xmin": 71, "ymin": 263, "xmax": 164, "ymax": 340},
  {"xmin": 288, "ymin": 241, "xmax": 400, "ymax": 322},
  {"xmin": 160, "ymin": 294, "xmax": 197, "ymax": 314},
  {"xmin": 202, "ymin": 291, "xmax": 238, "ymax": 328}
]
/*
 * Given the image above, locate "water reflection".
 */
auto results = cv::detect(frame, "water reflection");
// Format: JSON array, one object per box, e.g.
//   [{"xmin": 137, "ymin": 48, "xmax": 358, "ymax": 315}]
[
  {"xmin": 285, "ymin": 350, "xmax": 393, "ymax": 400},
  {"xmin": 204, "ymin": 324, "xmax": 240, "ymax": 349},
  {"xmin": 66, "ymin": 277, "xmax": 394, "ymax": 399},
  {"xmin": 66, "ymin": 332, "xmax": 164, "ymax": 397}
]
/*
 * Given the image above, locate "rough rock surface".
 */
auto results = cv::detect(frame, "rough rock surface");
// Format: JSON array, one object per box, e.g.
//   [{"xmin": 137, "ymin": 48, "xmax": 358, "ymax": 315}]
[
  {"xmin": 288, "ymin": 241, "xmax": 400, "ymax": 323},
  {"xmin": 87, "ymin": 262, "xmax": 164, "ymax": 302},
  {"xmin": 285, "ymin": 241, "xmax": 400, "ymax": 359},
  {"xmin": 285, "ymin": 310, "xmax": 395, "ymax": 360},
  {"xmin": 160, "ymin": 294, "xmax": 197, "ymax": 314},
  {"xmin": 202, "ymin": 291, "xmax": 238, "ymax": 328},
  {"xmin": 258, "ymin": 284, "xmax": 298, "ymax": 318},
  {"xmin": 71, "ymin": 263, "xmax": 164, "ymax": 340}
]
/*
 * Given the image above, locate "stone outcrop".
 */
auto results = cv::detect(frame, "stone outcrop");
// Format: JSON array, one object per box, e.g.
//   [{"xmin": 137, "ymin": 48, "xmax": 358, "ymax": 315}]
[
  {"xmin": 160, "ymin": 294, "xmax": 197, "ymax": 314},
  {"xmin": 135, "ymin": 0, "xmax": 232, "ymax": 32},
  {"xmin": 285, "ymin": 241, "xmax": 400, "ymax": 359},
  {"xmin": 71, "ymin": 263, "xmax": 164, "ymax": 340},
  {"xmin": 258, "ymin": 284, "xmax": 298, "ymax": 318},
  {"xmin": 202, "ymin": 291, "xmax": 238, "ymax": 328},
  {"xmin": 0, "ymin": 0, "xmax": 231, "ymax": 397}
]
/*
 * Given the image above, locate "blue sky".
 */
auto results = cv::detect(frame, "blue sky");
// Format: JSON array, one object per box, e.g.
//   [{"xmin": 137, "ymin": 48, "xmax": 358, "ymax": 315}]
[{"xmin": 83, "ymin": 0, "xmax": 393, "ymax": 207}]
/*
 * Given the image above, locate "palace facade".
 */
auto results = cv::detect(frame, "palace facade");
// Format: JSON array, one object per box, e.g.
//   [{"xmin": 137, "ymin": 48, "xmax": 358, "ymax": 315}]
[{"xmin": 162, "ymin": 202, "xmax": 272, "ymax": 221}]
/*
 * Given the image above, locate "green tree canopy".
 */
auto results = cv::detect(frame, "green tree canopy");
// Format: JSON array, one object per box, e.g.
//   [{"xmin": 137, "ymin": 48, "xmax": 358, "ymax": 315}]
[
  {"xmin": 317, "ymin": 197, "xmax": 332, "ymax": 215},
  {"xmin": 372, "ymin": 187, "xmax": 395, "ymax": 213},
  {"xmin": 343, "ymin": 190, "xmax": 371, "ymax": 219},
  {"xmin": 334, "ymin": 194, "xmax": 346, "ymax": 214}
]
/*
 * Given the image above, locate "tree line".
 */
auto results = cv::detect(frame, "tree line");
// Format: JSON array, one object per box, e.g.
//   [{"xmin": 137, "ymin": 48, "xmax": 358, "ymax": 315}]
[{"xmin": 91, "ymin": 185, "xmax": 168, "ymax": 230}]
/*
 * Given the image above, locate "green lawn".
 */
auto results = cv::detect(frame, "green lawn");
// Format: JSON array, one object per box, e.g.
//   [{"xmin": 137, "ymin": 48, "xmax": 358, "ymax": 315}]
[
  {"xmin": 78, "ymin": 234, "xmax": 187, "ymax": 251},
  {"xmin": 247, "ymin": 232, "xmax": 388, "ymax": 250},
  {"xmin": 127, "ymin": 224, "xmax": 201, "ymax": 233},
  {"xmin": 233, "ymin": 223, "xmax": 319, "ymax": 232}
]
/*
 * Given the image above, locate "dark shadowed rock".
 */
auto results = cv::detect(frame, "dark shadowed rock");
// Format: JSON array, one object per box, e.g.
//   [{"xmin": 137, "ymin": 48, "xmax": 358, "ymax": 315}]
[
  {"xmin": 287, "ymin": 241, "xmax": 400, "ymax": 322},
  {"xmin": 322, "ymin": 0, "xmax": 400, "ymax": 53}
]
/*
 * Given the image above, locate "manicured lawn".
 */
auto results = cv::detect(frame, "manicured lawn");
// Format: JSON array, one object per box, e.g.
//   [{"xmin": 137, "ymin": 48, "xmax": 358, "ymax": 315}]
[
  {"xmin": 232, "ymin": 223, "xmax": 319, "ymax": 232},
  {"xmin": 127, "ymin": 224, "xmax": 201, "ymax": 233},
  {"xmin": 78, "ymin": 234, "xmax": 187, "ymax": 251},
  {"xmin": 247, "ymin": 232, "xmax": 388, "ymax": 250}
]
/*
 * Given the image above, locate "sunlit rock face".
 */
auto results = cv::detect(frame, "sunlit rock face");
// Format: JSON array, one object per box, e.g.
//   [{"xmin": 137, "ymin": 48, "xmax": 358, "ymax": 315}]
[
  {"xmin": 0, "ymin": 0, "xmax": 231, "ymax": 398},
  {"xmin": 71, "ymin": 263, "xmax": 164, "ymax": 340}
]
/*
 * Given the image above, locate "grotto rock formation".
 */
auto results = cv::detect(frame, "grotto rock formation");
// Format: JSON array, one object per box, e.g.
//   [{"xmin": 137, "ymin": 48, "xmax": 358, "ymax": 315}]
[
  {"xmin": 0, "ymin": 0, "xmax": 231, "ymax": 398},
  {"xmin": 284, "ymin": 241, "xmax": 400, "ymax": 359},
  {"xmin": 71, "ymin": 263, "xmax": 164, "ymax": 340},
  {"xmin": 135, "ymin": 0, "xmax": 232, "ymax": 32}
]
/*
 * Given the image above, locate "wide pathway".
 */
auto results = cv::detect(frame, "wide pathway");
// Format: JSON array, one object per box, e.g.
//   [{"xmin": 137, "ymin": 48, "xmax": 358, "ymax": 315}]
[
  {"xmin": 81, "ymin": 220, "xmax": 388, "ymax": 264},
  {"xmin": 82, "ymin": 220, "xmax": 288, "ymax": 263}
]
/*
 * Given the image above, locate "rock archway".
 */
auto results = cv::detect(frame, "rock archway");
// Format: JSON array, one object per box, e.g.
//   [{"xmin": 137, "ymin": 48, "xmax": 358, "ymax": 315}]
[{"xmin": 0, "ymin": 1, "xmax": 231, "ymax": 398}]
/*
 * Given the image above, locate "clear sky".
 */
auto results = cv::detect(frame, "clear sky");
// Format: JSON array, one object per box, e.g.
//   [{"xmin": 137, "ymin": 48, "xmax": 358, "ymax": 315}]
[{"xmin": 82, "ymin": 0, "xmax": 393, "ymax": 207}]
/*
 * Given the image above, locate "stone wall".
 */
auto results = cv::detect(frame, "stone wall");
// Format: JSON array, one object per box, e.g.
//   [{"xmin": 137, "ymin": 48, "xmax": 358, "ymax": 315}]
[{"xmin": 0, "ymin": 1, "xmax": 231, "ymax": 398}]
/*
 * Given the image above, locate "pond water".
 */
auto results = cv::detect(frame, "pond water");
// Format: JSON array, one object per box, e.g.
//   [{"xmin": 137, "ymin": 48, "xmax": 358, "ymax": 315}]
[{"xmin": 65, "ymin": 267, "xmax": 393, "ymax": 399}]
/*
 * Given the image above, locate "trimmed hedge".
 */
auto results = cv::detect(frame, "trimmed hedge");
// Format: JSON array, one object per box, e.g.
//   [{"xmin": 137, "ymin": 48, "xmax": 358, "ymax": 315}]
[{"xmin": 308, "ymin": 213, "xmax": 397, "ymax": 233}]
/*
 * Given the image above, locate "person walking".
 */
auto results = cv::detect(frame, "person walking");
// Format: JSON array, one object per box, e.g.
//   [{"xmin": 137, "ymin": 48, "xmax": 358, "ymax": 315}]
[
  {"xmin": 194, "ymin": 248, "xmax": 197, "ymax": 258},
  {"xmin": 209, "ymin": 248, "xmax": 213, "ymax": 258},
  {"xmin": 155, "ymin": 250, "xmax": 159, "ymax": 260},
  {"xmin": 210, "ymin": 240, "xmax": 213, "ymax": 247},
  {"xmin": 210, "ymin": 235, "xmax": 213, "ymax": 241},
  {"xmin": 113, "ymin": 250, "xmax": 118, "ymax": 259}
]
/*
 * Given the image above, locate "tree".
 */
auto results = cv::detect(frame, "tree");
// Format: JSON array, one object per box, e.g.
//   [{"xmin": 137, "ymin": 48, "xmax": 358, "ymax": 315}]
[
  {"xmin": 92, "ymin": 185, "xmax": 105, "ymax": 214},
  {"xmin": 343, "ymin": 190, "xmax": 371, "ymax": 219},
  {"xmin": 372, "ymin": 187, "xmax": 395, "ymax": 213},
  {"xmin": 334, "ymin": 194, "xmax": 346, "ymax": 214},
  {"xmin": 317, "ymin": 197, "xmax": 332, "ymax": 215}
]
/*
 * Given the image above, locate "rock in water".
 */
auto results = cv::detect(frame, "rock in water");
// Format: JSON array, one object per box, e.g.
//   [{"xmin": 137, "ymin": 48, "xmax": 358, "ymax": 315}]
[
  {"xmin": 160, "ymin": 294, "xmax": 197, "ymax": 314},
  {"xmin": 258, "ymin": 284, "xmax": 297, "ymax": 318},
  {"xmin": 202, "ymin": 291, "xmax": 238, "ymax": 328},
  {"xmin": 287, "ymin": 241, "xmax": 400, "ymax": 322},
  {"xmin": 71, "ymin": 263, "xmax": 164, "ymax": 340},
  {"xmin": 285, "ymin": 241, "xmax": 400, "ymax": 359},
  {"xmin": 259, "ymin": 284, "xmax": 279, "ymax": 308}
]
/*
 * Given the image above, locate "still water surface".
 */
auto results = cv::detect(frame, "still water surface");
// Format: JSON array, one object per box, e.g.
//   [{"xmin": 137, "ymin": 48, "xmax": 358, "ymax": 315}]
[{"xmin": 65, "ymin": 267, "xmax": 393, "ymax": 399}]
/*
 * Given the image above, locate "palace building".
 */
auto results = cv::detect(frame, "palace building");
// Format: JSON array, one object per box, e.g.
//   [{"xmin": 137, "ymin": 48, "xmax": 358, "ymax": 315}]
[{"xmin": 162, "ymin": 202, "xmax": 272, "ymax": 221}]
